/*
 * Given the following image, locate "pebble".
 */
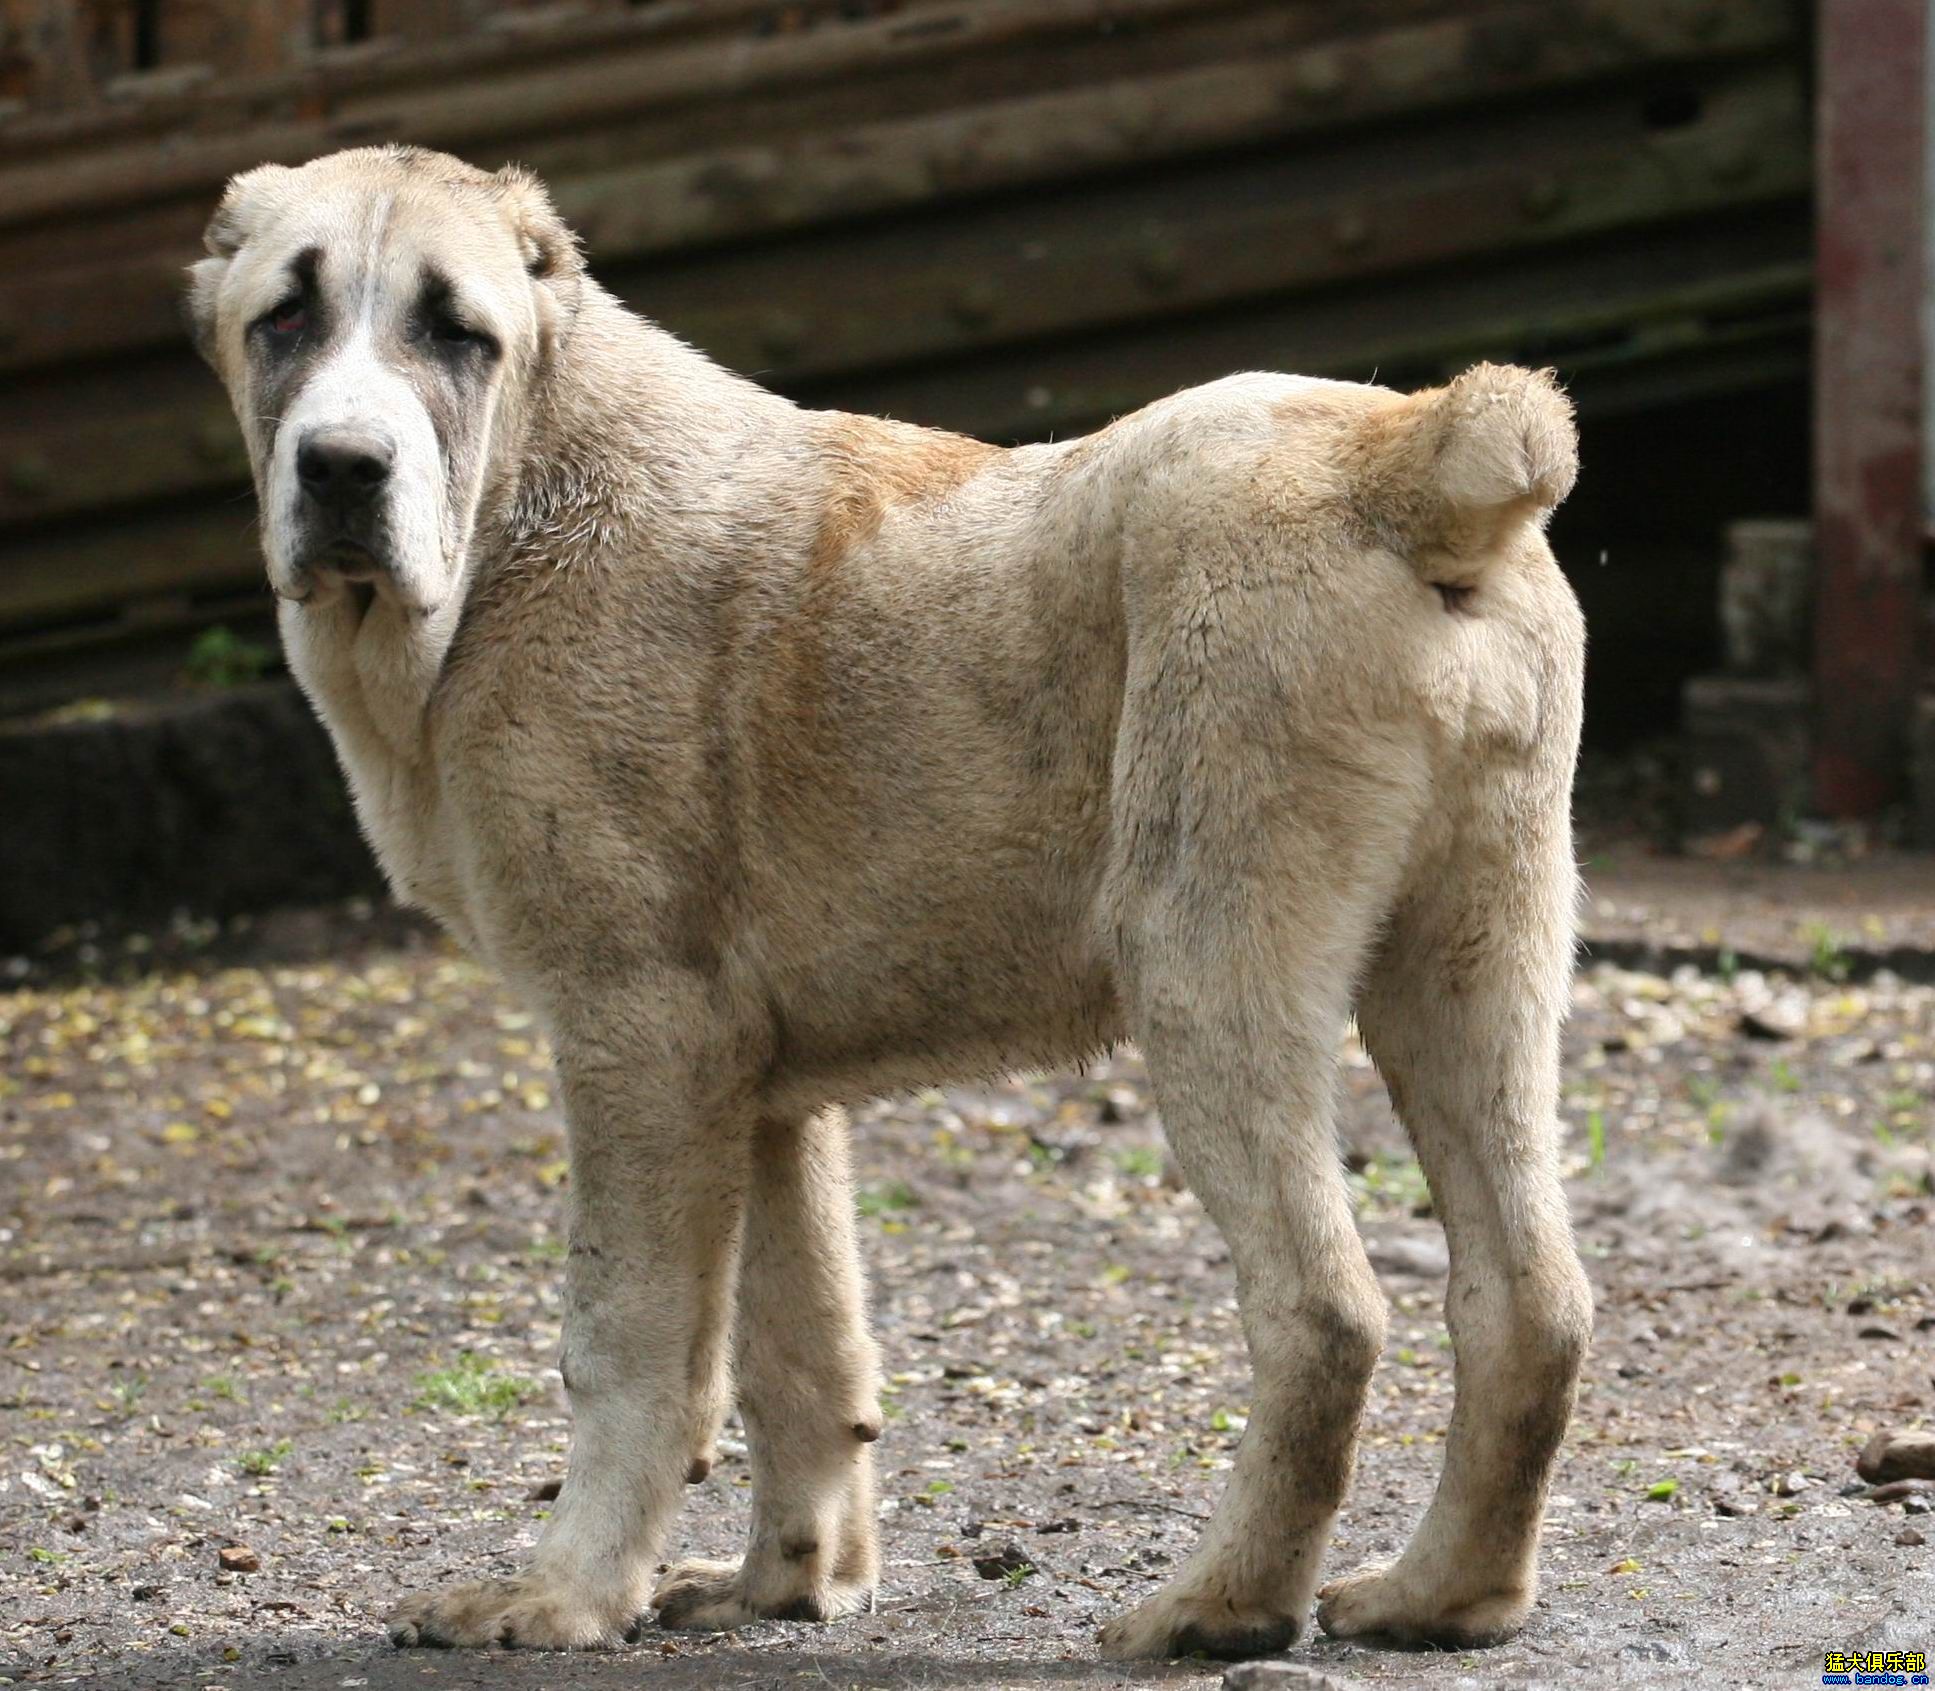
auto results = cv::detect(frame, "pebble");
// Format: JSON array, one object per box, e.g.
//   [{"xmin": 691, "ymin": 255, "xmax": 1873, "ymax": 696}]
[
  {"xmin": 1898, "ymin": 1527, "xmax": 1927, "ymax": 1547},
  {"xmin": 1857, "ymin": 1430, "xmax": 1935, "ymax": 1484},
  {"xmin": 1364, "ymin": 1234, "xmax": 1450, "ymax": 1279},
  {"xmin": 971, "ymin": 1542, "xmax": 1035, "ymax": 1580},
  {"xmin": 1620, "ymin": 1639, "xmax": 1689, "ymax": 1663},
  {"xmin": 216, "ymin": 1545, "xmax": 259, "ymax": 1573},
  {"xmin": 1225, "ymin": 1665, "xmax": 1360, "ymax": 1691}
]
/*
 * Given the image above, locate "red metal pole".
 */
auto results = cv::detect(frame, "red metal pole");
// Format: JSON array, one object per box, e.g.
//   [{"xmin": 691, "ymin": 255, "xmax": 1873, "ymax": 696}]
[{"xmin": 1813, "ymin": 0, "xmax": 1927, "ymax": 817}]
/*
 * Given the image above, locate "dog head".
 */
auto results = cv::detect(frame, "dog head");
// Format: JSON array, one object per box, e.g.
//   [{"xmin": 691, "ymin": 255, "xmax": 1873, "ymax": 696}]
[{"xmin": 188, "ymin": 145, "xmax": 581, "ymax": 614}]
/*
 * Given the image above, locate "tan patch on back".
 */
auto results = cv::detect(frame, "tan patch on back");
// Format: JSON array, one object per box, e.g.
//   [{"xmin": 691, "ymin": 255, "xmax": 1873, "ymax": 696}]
[
  {"xmin": 755, "ymin": 416, "xmax": 998, "ymax": 810},
  {"xmin": 808, "ymin": 415, "xmax": 1000, "ymax": 573}
]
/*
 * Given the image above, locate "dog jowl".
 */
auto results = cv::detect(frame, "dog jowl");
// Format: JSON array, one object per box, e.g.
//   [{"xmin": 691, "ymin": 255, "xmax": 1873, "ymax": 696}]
[{"xmin": 191, "ymin": 145, "xmax": 1593, "ymax": 1658}]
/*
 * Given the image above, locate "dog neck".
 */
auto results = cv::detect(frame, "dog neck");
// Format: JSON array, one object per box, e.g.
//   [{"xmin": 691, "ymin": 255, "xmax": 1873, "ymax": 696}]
[
  {"xmin": 489, "ymin": 289, "xmax": 798, "ymax": 570},
  {"xmin": 277, "ymin": 292, "xmax": 790, "ymax": 920},
  {"xmin": 279, "ymin": 587, "xmax": 461, "ymax": 908}
]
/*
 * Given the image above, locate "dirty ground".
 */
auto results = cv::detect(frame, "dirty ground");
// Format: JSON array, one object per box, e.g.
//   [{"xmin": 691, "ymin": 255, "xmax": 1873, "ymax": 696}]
[{"xmin": 2, "ymin": 853, "xmax": 1931, "ymax": 1690}]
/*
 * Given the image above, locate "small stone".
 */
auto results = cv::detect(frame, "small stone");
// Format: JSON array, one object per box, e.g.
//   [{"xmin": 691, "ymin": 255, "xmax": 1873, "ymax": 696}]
[
  {"xmin": 1773, "ymin": 1471, "xmax": 1811, "ymax": 1496},
  {"xmin": 1224, "ymin": 1663, "xmax": 1360, "ymax": 1690},
  {"xmin": 217, "ymin": 1545, "xmax": 259, "ymax": 1573},
  {"xmin": 971, "ymin": 1542, "xmax": 1034, "ymax": 1580},
  {"xmin": 1857, "ymin": 1325, "xmax": 1902, "ymax": 1341},
  {"xmin": 1365, "ymin": 1234, "xmax": 1450, "ymax": 1279},
  {"xmin": 1897, "ymin": 1526, "xmax": 1927, "ymax": 1547},
  {"xmin": 1857, "ymin": 1430, "xmax": 1935, "ymax": 1484},
  {"xmin": 1737, "ymin": 1009, "xmax": 1793, "ymax": 1041},
  {"xmin": 1620, "ymin": 1640, "xmax": 1688, "ymax": 1663}
]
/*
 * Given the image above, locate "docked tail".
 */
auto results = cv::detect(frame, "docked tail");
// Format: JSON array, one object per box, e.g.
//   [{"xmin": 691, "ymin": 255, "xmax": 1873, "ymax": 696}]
[{"xmin": 1357, "ymin": 363, "xmax": 1577, "ymax": 585}]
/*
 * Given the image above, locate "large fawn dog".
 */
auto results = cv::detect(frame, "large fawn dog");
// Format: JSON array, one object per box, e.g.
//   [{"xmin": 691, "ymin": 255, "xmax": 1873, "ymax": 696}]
[{"xmin": 190, "ymin": 144, "xmax": 1593, "ymax": 1659}]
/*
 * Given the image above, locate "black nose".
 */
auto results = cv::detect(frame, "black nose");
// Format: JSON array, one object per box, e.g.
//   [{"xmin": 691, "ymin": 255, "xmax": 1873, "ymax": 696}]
[{"xmin": 296, "ymin": 428, "xmax": 394, "ymax": 509}]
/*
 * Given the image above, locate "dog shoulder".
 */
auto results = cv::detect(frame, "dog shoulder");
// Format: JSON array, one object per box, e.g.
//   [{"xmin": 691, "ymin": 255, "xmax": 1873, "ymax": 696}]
[{"xmin": 806, "ymin": 413, "xmax": 1002, "ymax": 574}]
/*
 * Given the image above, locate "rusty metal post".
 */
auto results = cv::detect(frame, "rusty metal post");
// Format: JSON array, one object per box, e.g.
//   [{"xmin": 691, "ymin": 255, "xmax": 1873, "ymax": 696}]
[{"xmin": 1812, "ymin": 0, "xmax": 1928, "ymax": 816}]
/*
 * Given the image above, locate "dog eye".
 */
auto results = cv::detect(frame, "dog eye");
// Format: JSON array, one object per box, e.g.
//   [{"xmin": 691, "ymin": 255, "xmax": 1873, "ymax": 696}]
[
  {"xmin": 268, "ymin": 301, "xmax": 307, "ymax": 336},
  {"xmin": 428, "ymin": 312, "xmax": 495, "ymax": 355}
]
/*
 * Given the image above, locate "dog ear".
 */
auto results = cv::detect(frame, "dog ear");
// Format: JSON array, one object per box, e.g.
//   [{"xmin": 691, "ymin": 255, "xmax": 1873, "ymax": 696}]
[
  {"xmin": 492, "ymin": 164, "xmax": 583, "ymax": 285},
  {"xmin": 185, "ymin": 163, "xmax": 293, "ymax": 368},
  {"xmin": 202, "ymin": 162, "xmax": 293, "ymax": 260}
]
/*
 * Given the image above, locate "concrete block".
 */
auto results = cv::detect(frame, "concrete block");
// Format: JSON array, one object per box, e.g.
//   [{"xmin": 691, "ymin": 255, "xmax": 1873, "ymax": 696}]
[
  {"xmin": 1718, "ymin": 517, "xmax": 1812, "ymax": 676},
  {"xmin": 1682, "ymin": 673, "xmax": 1812, "ymax": 835},
  {"xmin": 1913, "ymin": 692, "xmax": 1935, "ymax": 848},
  {"xmin": 0, "ymin": 681, "xmax": 379, "ymax": 951}
]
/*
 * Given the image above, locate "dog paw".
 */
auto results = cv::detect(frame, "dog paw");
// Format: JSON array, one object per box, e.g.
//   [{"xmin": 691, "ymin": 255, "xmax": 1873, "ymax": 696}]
[
  {"xmin": 1096, "ymin": 1584, "xmax": 1304, "ymax": 1661},
  {"xmin": 386, "ymin": 1576, "xmax": 642, "ymax": 1650},
  {"xmin": 1316, "ymin": 1563, "xmax": 1531, "ymax": 1648},
  {"xmin": 652, "ymin": 1556, "xmax": 873, "ymax": 1631}
]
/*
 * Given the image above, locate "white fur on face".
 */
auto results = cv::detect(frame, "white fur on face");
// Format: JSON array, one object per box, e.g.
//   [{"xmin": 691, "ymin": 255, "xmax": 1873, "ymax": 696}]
[{"xmin": 265, "ymin": 326, "xmax": 451, "ymax": 611}]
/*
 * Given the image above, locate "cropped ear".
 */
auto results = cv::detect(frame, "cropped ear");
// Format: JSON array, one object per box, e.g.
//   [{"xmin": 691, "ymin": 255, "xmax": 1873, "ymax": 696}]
[
  {"xmin": 203, "ymin": 162, "xmax": 295, "ymax": 260},
  {"xmin": 185, "ymin": 163, "xmax": 294, "ymax": 368},
  {"xmin": 492, "ymin": 163, "xmax": 583, "ymax": 283}
]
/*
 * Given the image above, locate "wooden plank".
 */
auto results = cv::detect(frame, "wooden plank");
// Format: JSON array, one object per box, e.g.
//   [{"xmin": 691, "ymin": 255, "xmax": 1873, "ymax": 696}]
[
  {"xmin": 613, "ymin": 66, "xmax": 1807, "ymax": 383},
  {"xmin": 0, "ymin": 0, "xmax": 1366, "ymax": 197},
  {"xmin": 0, "ymin": 0, "xmax": 89, "ymax": 110},
  {"xmin": 0, "ymin": 37, "xmax": 1809, "ymax": 376},
  {"xmin": 0, "ymin": 355, "xmax": 251, "ymax": 527},
  {"xmin": 809, "ymin": 218, "xmax": 1812, "ymax": 442},
  {"xmin": 0, "ymin": 64, "xmax": 1808, "ymax": 527},
  {"xmin": 0, "ymin": 0, "xmax": 1787, "ymax": 226},
  {"xmin": 0, "ymin": 505, "xmax": 267, "ymax": 630},
  {"xmin": 555, "ymin": 0, "xmax": 1802, "ymax": 258},
  {"xmin": 0, "ymin": 0, "xmax": 1798, "ymax": 280},
  {"xmin": 157, "ymin": 0, "xmax": 306, "ymax": 79},
  {"xmin": 0, "ymin": 213, "xmax": 1810, "ymax": 630}
]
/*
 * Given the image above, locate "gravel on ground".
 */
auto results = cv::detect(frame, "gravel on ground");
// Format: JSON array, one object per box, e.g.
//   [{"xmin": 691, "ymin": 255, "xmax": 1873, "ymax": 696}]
[{"xmin": 2, "ymin": 858, "xmax": 1931, "ymax": 1689}]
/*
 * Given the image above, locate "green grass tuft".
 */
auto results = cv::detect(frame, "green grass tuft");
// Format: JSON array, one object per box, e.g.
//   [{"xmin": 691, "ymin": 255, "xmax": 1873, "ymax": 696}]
[{"xmin": 412, "ymin": 1353, "xmax": 544, "ymax": 1421}]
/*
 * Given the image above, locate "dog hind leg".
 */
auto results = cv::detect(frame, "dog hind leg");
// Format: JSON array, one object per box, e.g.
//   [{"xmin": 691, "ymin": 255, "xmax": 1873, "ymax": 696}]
[
  {"xmin": 1319, "ymin": 766, "xmax": 1592, "ymax": 1648},
  {"xmin": 1093, "ymin": 618, "xmax": 1428, "ymax": 1658}
]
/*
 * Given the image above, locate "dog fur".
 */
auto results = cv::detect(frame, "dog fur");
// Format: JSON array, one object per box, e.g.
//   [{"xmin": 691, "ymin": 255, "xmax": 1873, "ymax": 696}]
[{"xmin": 188, "ymin": 144, "xmax": 1595, "ymax": 1659}]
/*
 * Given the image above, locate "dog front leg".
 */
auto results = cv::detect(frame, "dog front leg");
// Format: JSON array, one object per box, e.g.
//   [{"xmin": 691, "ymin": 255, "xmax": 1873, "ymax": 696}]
[
  {"xmin": 656, "ymin": 1106, "xmax": 883, "ymax": 1629},
  {"xmin": 388, "ymin": 999, "xmax": 750, "ymax": 1650}
]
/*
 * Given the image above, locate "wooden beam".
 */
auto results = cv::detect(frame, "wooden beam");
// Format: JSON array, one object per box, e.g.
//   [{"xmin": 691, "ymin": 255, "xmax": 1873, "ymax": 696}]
[
  {"xmin": 1812, "ymin": 0, "xmax": 1927, "ymax": 816},
  {"xmin": 0, "ymin": 66, "xmax": 1808, "ymax": 528},
  {"xmin": 0, "ymin": 223, "xmax": 1812, "ymax": 632},
  {"xmin": 0, "ymin": 49, "xmax": 1810, "ymax": 377}
]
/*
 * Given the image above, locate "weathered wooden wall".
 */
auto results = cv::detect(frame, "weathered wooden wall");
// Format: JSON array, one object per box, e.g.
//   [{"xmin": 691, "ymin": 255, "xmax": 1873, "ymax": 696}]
[{"xmin": 0, "ymin": 0, "xmax": 1811, "ymax": 710}]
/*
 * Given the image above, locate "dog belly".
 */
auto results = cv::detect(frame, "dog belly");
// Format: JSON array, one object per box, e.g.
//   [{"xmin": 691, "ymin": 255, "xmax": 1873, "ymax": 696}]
[{"xmin": 748, "ymin": 852, "xmax": 1123, "ymax": 1108}]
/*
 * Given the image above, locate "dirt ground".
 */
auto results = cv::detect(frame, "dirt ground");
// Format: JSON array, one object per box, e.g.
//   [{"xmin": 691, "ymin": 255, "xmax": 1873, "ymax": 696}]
[{"xmin": 2, "ymin": 852, "xmax": 1931, "ymax": 1691}]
